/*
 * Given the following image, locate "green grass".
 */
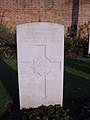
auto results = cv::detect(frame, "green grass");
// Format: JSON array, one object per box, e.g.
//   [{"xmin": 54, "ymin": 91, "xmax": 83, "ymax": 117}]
[
  {"xmin": 0, "ymin": 80, "xmax": 12, "ymax": 117},
  {"xmin": 0, "ymin": 58, "xmax": 90, "ymax": 117},
  {"xmin": 64, "ymin": 58, "xmax": 90, "ymax": 102},
  {"xmin": 0, "ymin": 59, "xmax": 18, "ymax": 117}
]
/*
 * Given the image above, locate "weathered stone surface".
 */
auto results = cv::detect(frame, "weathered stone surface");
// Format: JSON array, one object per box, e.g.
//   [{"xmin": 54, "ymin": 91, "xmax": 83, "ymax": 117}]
[{"xmin": 17, "ymin": 22, "xmax": 64, "ymax": 109}]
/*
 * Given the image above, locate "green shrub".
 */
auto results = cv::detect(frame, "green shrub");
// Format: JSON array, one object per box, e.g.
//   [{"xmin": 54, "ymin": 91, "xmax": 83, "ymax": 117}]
[
  {"xmin": 65, "ymin": 36, "xmax": 88, "ymax": 58},
  {"xmin": 0, "ymin": 22, "xmax": 16, "ymax": 59},
  {"xmin": 20, "ymin": 105, "xmax": 72, "ymax": 120},
  {"xmin": 0, "ymin": 22, "xmax": 88, "ymax": 59}
]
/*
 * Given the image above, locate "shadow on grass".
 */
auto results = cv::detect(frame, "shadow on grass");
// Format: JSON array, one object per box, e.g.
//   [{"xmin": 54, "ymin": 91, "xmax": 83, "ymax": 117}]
[
  {"xmin": 0, "ymin": 60, "xmax": 19, "ymax": 106},
  {"xmin": 64, "ymin": 71, "xmax": 90, "ymax": 103},
  {"xmin": 65, "ymin": 58, "xmax": 90, "ymax": 74},
  {"xmin": 0, "ymin": 58, "xmax": 90, "ymax": 105},
  {"xmin": 63, "ymin": 71, "xmax": 90, "ymax": 116},
  {"xmin": 0, "ymin": 58, "xmax": 90, "ymax": 119},
  {"xmin": 64, "ymin": 58, "xmax": 90, "ymax": 116}
]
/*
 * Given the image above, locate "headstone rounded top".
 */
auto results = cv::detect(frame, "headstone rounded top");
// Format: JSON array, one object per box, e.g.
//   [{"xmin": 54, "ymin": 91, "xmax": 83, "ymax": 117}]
[{"xmin": 17, "ymin": 22, "xmax": 64, "ymax": 28}]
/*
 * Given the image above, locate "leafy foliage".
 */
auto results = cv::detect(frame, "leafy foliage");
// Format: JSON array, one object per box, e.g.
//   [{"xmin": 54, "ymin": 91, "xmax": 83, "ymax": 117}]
[
  {"xmin": 65, "ymin": 36, "xmax": 88, "ymax": 58},
  {"xmin": 67, "ymin": 24, "xmax": 77, "ymax": 37},
  {"xmin": 19, "ymin": 105, "xmax": 71, "ymax": 120},
  {"xmin": 0, "ymin": 22, "xmax": 89, "ymax": 59},
  {"xmin": 0, "ymin": 22, "xmax": 16, "ymax": 59}
]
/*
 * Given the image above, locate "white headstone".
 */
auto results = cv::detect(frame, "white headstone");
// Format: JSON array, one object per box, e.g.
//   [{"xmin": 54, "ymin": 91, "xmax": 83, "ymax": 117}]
[
  {"xmin": 88, "ymin": 34, "xmax": 90, "ymax": 54},
  {"xmin": 17, "ymin": 22, "xmax": 64, "ymax": 109}
]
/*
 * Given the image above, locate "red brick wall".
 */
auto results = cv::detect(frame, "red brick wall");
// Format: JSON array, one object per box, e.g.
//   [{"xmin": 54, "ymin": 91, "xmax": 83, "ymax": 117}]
[{"xmin": 0, "ymin": 0, "xmax": 90, "ymax": 34}]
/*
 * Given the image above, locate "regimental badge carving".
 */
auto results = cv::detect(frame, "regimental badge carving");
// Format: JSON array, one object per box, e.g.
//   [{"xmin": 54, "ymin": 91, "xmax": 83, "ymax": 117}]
[
  {"xmin": 31, "ymin": 45, "xmax": 61, "ymax": 99},
  {"xmin": 31, "ymin": 56, "xmax": 51, "ymax": 76}
]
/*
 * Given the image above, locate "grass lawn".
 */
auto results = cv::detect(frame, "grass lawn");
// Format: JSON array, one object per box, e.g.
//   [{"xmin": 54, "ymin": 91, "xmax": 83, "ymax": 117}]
[
  {"xmin": 64, "ymin": 57, "xmax": 90, "ymax": 101},
  {"xmin": 0, "ymin": 59, "xmax": 19, "ymax": 118},
  {"xmin": 0, "ymin": 57, "xmax": 90, "ymax": 118},
  {"xmin": 0, "ymin": 80, "xmax": 11, "ymax": 117}
]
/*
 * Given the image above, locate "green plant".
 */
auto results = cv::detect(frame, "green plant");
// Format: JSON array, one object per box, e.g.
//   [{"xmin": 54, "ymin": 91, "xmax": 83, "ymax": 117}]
[
  {"xmin": 68, "ymin": 24, "xmax": 77, "ymax": 37},
  {"xmin": 19, "ymin": 105, "xmax": 72, "ymax": 120},
  {"xmin": 65, "ymin": 36, "xmax": 88, "ymax": 58},
  {"xmin": 0, "ymin": 22, "xmax": 16, "ymax": 59}
]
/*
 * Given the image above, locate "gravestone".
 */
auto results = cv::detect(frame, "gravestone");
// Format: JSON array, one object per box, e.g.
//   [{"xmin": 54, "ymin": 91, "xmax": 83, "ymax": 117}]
[{"xmin": 17, "ymin": 22, "xmax": 64, "ymax": 109}]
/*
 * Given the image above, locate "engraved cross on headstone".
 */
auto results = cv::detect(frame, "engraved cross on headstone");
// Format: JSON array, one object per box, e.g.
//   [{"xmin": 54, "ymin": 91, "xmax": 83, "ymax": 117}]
[
  {"xmin": 31, "ymin": 45, "xmax": 61, "ymax": 99},
  {"xmin": 17, "ymin": 23, "xmax": 64, "ymax": 109}
]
